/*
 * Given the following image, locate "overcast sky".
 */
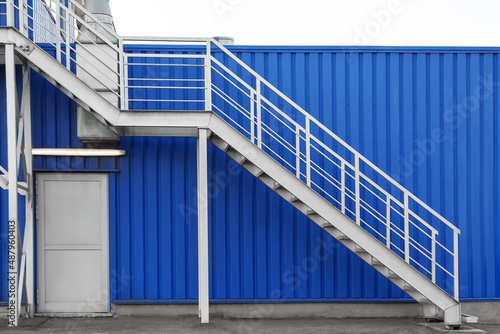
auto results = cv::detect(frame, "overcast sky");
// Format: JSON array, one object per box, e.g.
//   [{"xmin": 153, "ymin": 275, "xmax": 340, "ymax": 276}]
[{"xmin": 107, "ymin": 0, "xmax": 500, "ymax": 47}]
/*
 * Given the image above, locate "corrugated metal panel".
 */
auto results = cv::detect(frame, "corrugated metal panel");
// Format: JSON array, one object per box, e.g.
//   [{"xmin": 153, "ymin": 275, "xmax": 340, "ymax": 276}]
[
  {"xmin": 1, "ymin": 46, "xmax": 500, "ymax": 304},
  {"xmin": 118, "ymin": 46, "xmax": 500, "ymax": 302}
]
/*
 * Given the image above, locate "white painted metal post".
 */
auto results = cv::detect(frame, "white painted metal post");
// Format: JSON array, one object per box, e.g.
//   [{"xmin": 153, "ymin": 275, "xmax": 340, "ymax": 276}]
[
  {"xmin": 55, "ymin": 0, "xmax": 61, "ymax": 62},
  {"xmin": 431, "ymin": 231, "xmax": 436, "ymax": 284},
  {"xmin": 453, "ymin": 232, "xmax": 459, "ymax": 300},
  {"xmin": 6, "ymin": 0, "xmax": 13, "ymax": 26},
  {"xmin": 354, "ymin": 155, "xmax": 361, "ymax": 226},
  {"xmin": 256, "ymin": 79, "xmax": 262, "ymax": 149},
  {"xmin": 205, "ymin": 42, "xmax": 212, "ymax": 111},
  {"xmin": 197, "ymin": 128, "xmax": 209, "ymax": 324},
  {"xmin": 404, "ymin": 193, "xmax": 410, "ymax": 263},
  {"xmin": 305, "ymin": 117, "xmax": 311, "ymax": 187},
  {"xmin": 6, "ymin": 43, "xmax": 19, "ymax": 327},
  {"xmin": 295, "ymin": 127, "xmax": 301, "ymax": 178},
  {"xmin": 22, "ymin": 65, "xmax": 34, "ymax": 318},
  {"xmin": 119, "ymin": 38, "xmax": 126, "ymax": 110},
  {"xmin": 250, "ymin": 91, "xmax": 255, "ymax": 144},
  {"xmin": 341, "ymin": 161, "xmax": 346, "ymax": 214},
  {"xmin": 386, "ymin": 197, "xmax": 391, "ymax": 248}
]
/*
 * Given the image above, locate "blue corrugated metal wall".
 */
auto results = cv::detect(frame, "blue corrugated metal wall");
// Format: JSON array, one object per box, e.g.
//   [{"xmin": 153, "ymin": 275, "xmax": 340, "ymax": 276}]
[{"xmin": 1, "ymin": 45, "xmax": 500, "ymax": 304}]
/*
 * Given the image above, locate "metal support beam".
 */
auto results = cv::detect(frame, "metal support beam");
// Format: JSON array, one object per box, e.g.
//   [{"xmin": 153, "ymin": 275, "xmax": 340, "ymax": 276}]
[
  {"xmin": 21, "ymin": 64, "xmax": 34, "ymax": 318},
  {"xmin": 197, "ymin": 128, "xmax": 209, "ymax": 324},
  {"xmin": 6, "ymin": 43, "xmax": 19, "ymax": 327}
]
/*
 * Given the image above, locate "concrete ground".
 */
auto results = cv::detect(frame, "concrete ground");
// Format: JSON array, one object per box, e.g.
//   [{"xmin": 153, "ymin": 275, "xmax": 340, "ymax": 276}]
[{"xmin": 0, "ymin": 317, "xmax": 499, "ymax": 334}]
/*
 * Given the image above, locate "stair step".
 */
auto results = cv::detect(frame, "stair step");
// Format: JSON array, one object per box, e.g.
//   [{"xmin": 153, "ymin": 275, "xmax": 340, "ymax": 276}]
[
  {"xmin": 211, "ymin": 137, "xmax": 230, "ymax": 152},
  {"xmin": 242, "ymin": 161, "xmax": 264, "ymax": 177},
  {"xmin": 227, "ymin": 148, "xmax": 247, "ymax": 164},
  {"xmin": 354, "ymin": 245, "xmax": 367, "ymax": 254},
  {"xmin": 259, "ymin": 174, "xmax": 279, "ymax": 190},
  {"xmin": 388, "ymin": 270, "xmax": 399, "ymax": 279},
  {"xmin": 403, "ymin": 283, "xmax": 416, "ymax": 293},
  {"xmin": 371, "ymin": 258, "xmax": 383, "ymax": 267},
  {"xmin": 307, "ymin": 213, "xmax": 328, "ymax": 228},
  {"xmin": 415, "ymin": 294, "xmax": 432, "ymax": 305},
  {"xmin": 293, "ymin": 201, "xmax": 315, "ymax": 215}
]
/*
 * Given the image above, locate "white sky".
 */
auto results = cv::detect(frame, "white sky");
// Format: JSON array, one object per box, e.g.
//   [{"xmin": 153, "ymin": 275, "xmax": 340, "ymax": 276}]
[{"xmin": 108, "ymin": 0, "xmax": 500, "ymax": 47}]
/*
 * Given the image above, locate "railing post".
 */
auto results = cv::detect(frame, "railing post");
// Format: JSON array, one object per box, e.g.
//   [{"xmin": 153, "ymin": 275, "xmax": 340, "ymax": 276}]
[
  {"xmin": 431, "ymin": 230, "xmax": 436, "ymax": 283},
  {"xmin": 204, "ymin": 41, "xmax": 212, "ymax": 112},
  {"xmin": 6, "ymin": 0, "xmax": 13, "ymax": 26},
  {"xmin": 454, "ymin": 231, "xmax": 459, "ymax": 300},
  {"xmin": 64, "ymin": 3, "xmax": 70, "ymax": 69},
  {"xmin": 256, "ymin": 78, "xmax": 262, "ymax": 149},
  {"xmin": 305, "ymin": 117, "xmax": 311, "ymax": 187},
  {"xmin": 250, "ymin": 91, "xmax": 255, "ymax": 144},
  {"xmin": 404, "ymin": 192, "xmax": 410, "ymax": 263},
  {"xmin": 21, "ymin": 0, "xmax": 28, "ymax": 36},
  {"xmin": 386, "ymin": 197, "xmax": 391, "ymax": 248},
  {"xmin": 55, "ymin": 0, "xmax": 61, "ymax": 62},
  {"xmin": 355, "ymin": 155, "xmax": 361, "ymax": 225},
  {"xmin": 119, "ymin": 37, "xmax": 126, "ymax": 110},
  {"xmin": 341, "ymin": 161, "xmax": 346, "ymax": 214},
  {"xmin": 295, "ymin": 128, "xmax": 301, "ymax": 179}
]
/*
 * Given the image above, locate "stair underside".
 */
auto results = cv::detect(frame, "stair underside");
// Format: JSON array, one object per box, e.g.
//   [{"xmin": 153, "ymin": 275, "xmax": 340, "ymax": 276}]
[{"xmin": 0, "ymin": 27, "xmax": 461, "ymax": 325}]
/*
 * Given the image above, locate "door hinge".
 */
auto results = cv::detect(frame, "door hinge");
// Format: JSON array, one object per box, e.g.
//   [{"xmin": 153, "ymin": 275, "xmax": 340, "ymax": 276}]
[{"xmin": 36, "ymin": 288, "xmax": 39, "ymax": 305}]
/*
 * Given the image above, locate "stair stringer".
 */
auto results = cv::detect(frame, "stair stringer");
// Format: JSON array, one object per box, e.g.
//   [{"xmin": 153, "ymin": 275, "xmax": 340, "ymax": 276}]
[
  {"xmin": 0, "ymin": 27, "xmax": 120, "ymax": 127},
  {"xmin": 207, "ymin": 115, "xmax": 462, "ymax": 326}
]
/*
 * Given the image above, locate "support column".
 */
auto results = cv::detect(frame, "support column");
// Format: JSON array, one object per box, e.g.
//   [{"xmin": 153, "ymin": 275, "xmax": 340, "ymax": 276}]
[
  {"xmin": 6, "ymin": 43, "xmax": 19, "ymax": 327},
  {"xmin": 21, "ymin": 65, "xmax": 34, "ymax": 318},
  {"xmin": 197, "ymin": 129, "xmax": 209, "ymax": 324}
]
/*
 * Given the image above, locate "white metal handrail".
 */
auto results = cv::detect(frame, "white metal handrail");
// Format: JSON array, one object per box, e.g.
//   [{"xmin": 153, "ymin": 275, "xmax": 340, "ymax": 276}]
[{"xmin": 1, "ymin": 0, "xmax": 460, "ymax": 300}]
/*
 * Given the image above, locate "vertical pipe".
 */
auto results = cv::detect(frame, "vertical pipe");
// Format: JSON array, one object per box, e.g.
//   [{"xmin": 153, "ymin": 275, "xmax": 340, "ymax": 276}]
[
  {"xmin": 295, "ymin": 126, "xmax": 301, "ymax": 178},
  {"xmin": 431, "ymin": 231, "xmax": 436, "ymax": 284},
  {"xmin": 123, "ymin": 53, "xmax": 129, "ymax": 110},
  {"xmin": 197, "ymin": 129, "xmax": 209, "ymax": 324},
  {"xmin": 404, "ymin": 192, "xmax": 410, "ymax": 263},
  {"xmin": 64, "ymin": 5, "xmax": 70, "ymax": 69},
  {"xmin": 119, "ymin": 37, "xmax": 126, "ymax": 110},
  {"xmin": 6, "ymin": 0, "xmax": 13, "ymax": 27},
  {"xmin": 256, "ymin": 79, "xmax": 262, "ymax": 149},
  {"xmin": 355, "ymin": 155, "xmax": 361, "ymax": 226},
  {"xmin": 204, "ymin": 41, "xmax": 212, "ymax": 112},
  {"xmin": 454, "ymin": 231, "xmax": 459, "ymax": 300},
  {"xmin": 305, "ymin": 117, "xmax": 311, "ymax": 187},
  {"xmin": 22, "ymin": 66, "xmax": 34, "ymax": 318},
  {"xmin": 341, "ymin": 161, "xmax": 346, "ymax": 214},
  {"xmin": 6, "ymin": 43, "xmax": 19, "ymax": 327},
  {"xmin": 386, "ymin": 197, "xmax": 391, "ymax": 248},
  {"xmin": 250, "ymin": 91, "xmax": 255, "ymax": 144},
  {"xmin": 55, "ymin": 0, "xmax": 61, "ymax": 62}
]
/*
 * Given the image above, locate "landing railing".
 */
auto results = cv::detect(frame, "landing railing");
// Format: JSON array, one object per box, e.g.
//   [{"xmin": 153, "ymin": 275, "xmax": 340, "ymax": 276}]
[{"xmin": 1, "ymin": 0, "xmax": 460, "ymax": 300}]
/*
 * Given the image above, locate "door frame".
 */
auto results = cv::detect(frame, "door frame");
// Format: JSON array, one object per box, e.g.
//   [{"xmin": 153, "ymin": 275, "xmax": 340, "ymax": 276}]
[{"xmin": 36, "ymin": 173, "xmax": 109, "ymax": 313}]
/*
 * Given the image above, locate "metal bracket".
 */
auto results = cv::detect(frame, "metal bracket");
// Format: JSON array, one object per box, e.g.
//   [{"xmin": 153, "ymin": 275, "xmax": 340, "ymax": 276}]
[{"xmin": 16, "ymin": 44, "xmax": 33, "ymax": 55}]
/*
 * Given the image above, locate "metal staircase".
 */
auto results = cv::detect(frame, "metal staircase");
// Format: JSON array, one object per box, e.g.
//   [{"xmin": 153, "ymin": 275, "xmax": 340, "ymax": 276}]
[{"xmin": 1, "ymin": 0, "xmax": 465, "ymax": 329}]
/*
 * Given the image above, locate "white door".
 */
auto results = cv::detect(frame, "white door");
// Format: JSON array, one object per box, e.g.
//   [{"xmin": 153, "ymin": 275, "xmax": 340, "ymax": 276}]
[{"xmin": 37, "ymin": 173, "xmax": 109, "ymax": 313}]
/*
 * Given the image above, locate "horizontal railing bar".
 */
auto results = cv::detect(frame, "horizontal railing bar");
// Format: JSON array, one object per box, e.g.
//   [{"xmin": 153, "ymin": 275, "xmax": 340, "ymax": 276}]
[
  {"xmin": 409, "ymin": 237, "xmax": 433, "ymax": 258},
  {"xmin": 128, "ymin": 78, "xmax": 205, "ymax": 82},
  {"xmin": 125, "ymin": 62, "xmax": 204, "ymax": 67},
  {"xmin": 129, "ymin": 99, "xmax": 204, "ymax": 103},
  {"xmin": 127, "ymin": 86, "xmax": 205, "ymax": 90},
  {"xmin": 124, "ymin": 53, "xmax": 205, "ymax": 59}
]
